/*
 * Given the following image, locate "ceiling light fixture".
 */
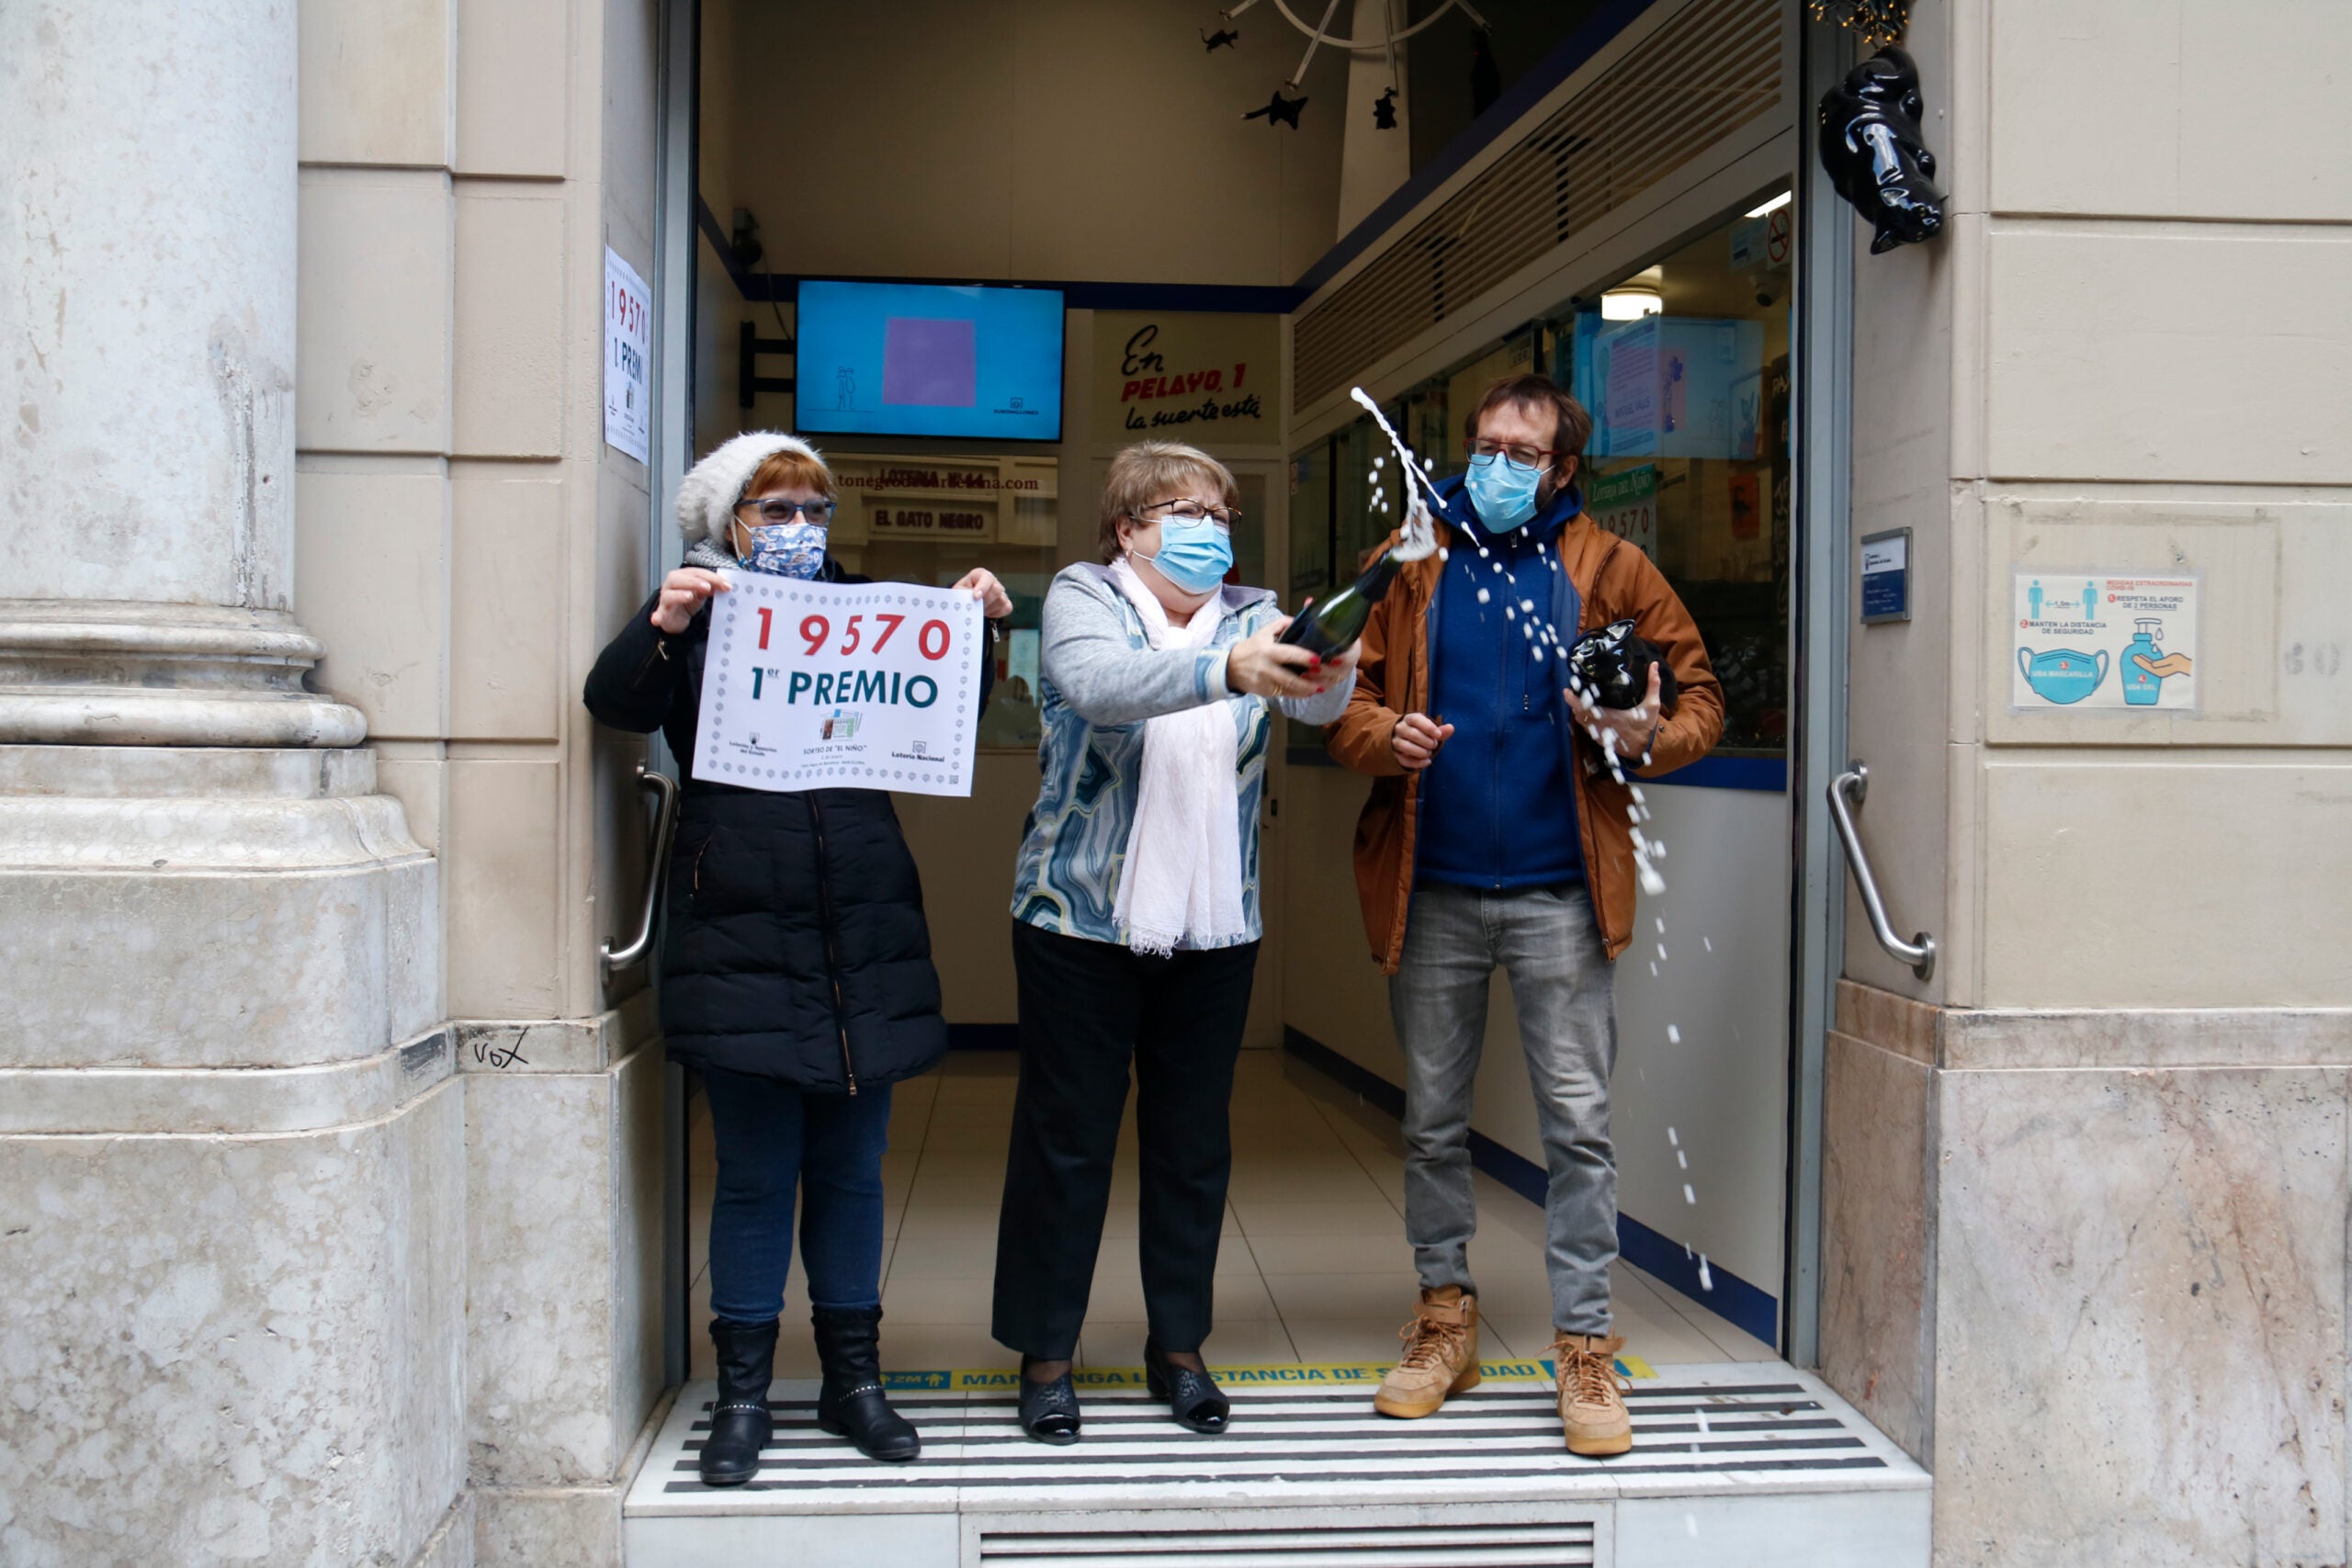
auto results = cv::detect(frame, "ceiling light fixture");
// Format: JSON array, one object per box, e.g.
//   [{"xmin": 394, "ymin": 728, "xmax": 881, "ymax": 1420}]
[
  {"xmin": 1746, "ymin": 190, "xmax": 1793, "ymax": 218},
  {"xmin": 1600, "ymin": 265, "xmax": 1666, "ymax": 321}
]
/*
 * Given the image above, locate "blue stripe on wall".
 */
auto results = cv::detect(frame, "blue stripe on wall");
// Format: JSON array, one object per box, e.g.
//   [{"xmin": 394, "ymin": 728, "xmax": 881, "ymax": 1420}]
[
  {"xmin": 1644, "ymin": 753, "xmax": 1788, "ymax": 792},
  {"xmin": 1282, "ymin": 1026, "xmax": 1780, "ymax": 1347}
]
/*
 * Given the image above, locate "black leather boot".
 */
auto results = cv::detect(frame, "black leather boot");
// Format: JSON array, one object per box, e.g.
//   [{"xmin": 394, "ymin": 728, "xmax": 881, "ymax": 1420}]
[
  {"xmin": 813, "ymin": 1305, "xmax": 921, "ymax": 1461},
  {"xmin": 699, "ymin": 1317, "xmax": 777, "ymax": 1486}
]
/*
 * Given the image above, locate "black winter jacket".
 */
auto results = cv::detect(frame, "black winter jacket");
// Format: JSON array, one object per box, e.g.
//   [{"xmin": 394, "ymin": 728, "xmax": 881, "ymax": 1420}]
[{"xmin": 582, "ymin": 558, "xmax": 993, "ymax": 1090}]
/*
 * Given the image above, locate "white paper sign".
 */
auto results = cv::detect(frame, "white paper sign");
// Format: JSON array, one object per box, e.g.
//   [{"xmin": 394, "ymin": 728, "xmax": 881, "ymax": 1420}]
[
  {"xmin": 2010, "ymin": 571, "xmax": 2198, "ymax": 711},
  {"xmin": 603, "ymin": 248, "xmax": 650, "ymax": 464},
  {"xmin": 693, "ymin": 576, "xmax": 983, "ymax": 795}
]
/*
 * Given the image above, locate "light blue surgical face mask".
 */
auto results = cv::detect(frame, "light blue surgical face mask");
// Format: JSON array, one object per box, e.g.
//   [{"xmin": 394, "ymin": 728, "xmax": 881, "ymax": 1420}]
[
  {"xmin": 741, "ymin": 520, "xmax": 827, "ymax": 580},
  {"xmin": 1464, "ymin": 450, "xmax": 1543, "ymax": 531},
  {"xmin": 1134, "ymin": 515, "xmax": 1234, "ymax": 594}
]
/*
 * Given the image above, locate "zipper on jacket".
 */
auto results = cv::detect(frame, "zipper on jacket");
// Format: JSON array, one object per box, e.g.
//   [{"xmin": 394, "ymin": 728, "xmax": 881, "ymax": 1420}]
[
  {"xmin": 804, "ymin": 792, "xmax": 859, "ymax": 1095},
  {"xmin": 629, "ymin": 633, "xmax": 672, "ymax": 689}
]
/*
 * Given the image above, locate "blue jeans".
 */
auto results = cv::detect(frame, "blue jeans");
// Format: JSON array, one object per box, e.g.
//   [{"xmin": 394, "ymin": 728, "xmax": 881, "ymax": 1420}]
[
  {"xmin": 703, "ymin": 1067, "xmax": 894, "ymax": 1325},
  {"xmin": 1388, "ymin": 884, "xmax": 1620, "ymax": 1336}
]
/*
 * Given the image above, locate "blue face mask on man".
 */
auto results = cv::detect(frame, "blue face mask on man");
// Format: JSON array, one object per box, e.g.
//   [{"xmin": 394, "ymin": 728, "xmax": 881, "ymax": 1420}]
[
  {"xmin": 1464, "ymin": 450, "xmax": 1544, "ymax": 531},
  {"xmin": 740, "ymin": 520, "xmax": 827, "ymax": 580},
  {"xmin": 1134, "ymin": 515, "xmax": 1234, "ymax": 594}
]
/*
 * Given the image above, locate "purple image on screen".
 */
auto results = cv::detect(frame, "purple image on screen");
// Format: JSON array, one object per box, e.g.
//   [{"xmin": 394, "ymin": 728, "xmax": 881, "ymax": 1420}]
[{"xmin": 881, "ymin": 317, "xmax": 978, "ymax": 407}]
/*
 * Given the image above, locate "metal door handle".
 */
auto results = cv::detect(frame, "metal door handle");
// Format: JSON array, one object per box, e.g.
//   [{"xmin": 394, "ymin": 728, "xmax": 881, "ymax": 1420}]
[
  {"xmin": 602, "ymin": 764, "xmax": 680, "ymax": 975},
  {"xmin": 1826, "ymin": 761, "xmax": 1936, "ymax": 981}
]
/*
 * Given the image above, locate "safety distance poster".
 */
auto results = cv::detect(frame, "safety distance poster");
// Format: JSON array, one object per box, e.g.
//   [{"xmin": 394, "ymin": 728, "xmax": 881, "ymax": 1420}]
[
  {"xmin": 2010, "ymin": 572, "xmax": 2198, "ymax": 711},
  {"xmin": 694, "ymin": 576, "xmax": 983, "ymax": 795}
]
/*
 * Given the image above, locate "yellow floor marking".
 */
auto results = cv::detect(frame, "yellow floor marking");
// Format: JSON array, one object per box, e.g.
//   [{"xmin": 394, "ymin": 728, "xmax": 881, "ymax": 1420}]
[{"xmin": 881, "ymin": 1355, "xmax": 1657, "ymax": 1393}]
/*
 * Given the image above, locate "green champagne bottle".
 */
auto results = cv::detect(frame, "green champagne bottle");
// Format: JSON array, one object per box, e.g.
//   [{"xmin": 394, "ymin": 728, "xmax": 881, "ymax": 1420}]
[{"xmin": 1279, "ymin": 547, "xmax": 1403, "ymax": 658}]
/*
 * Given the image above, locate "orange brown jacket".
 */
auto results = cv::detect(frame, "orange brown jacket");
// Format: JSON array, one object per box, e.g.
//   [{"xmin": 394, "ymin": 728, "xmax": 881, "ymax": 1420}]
[{"xmin": 1324, "ymin": 513, "xmax": 1725, "ymax": 971}]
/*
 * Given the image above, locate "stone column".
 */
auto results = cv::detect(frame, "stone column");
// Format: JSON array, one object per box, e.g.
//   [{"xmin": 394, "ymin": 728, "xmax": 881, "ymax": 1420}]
[{"xmin": 0, "ymin": 4, "xmax": 460, "ymax": 1564}]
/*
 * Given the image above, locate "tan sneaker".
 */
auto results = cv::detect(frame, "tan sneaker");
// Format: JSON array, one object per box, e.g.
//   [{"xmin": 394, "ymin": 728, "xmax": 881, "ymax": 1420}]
[
  {"xmin": 1373, "ymin": 1286, "xmax": 1481, "ymax": 1418},
  {"xmin": 1550, "ymin": 1333, "xmax": 1633, "ymax": 1455}
]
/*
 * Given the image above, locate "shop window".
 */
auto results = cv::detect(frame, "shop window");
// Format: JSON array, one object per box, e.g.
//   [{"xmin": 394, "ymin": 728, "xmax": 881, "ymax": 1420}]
[
  {"xmin": 827, "ymin": 453, "xmax": 1060, "ymax": 750},
  {"xmin": 1558, "ymin": 206, "xmax": 1792, "ymax": 756}
]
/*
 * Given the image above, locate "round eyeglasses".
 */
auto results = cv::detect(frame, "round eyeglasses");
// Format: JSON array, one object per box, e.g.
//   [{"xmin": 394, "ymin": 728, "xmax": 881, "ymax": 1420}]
[
  {"xmin": 738, "ymin": 497, "xmax": 837, "ymax": 525},
  {"xmin": 1465, "ymin": 439, "xmax": 1555, "ymax": 473},
  {"xmin": 1136, "ymin": 498, "xmax": 1240, "ymax": 533}
]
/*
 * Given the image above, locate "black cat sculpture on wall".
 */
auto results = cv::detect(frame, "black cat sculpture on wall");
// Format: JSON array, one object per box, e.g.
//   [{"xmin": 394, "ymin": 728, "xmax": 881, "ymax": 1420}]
[{"xmin": 1818, "ymin": 46, "xmax": 1946, "ymax": 254}]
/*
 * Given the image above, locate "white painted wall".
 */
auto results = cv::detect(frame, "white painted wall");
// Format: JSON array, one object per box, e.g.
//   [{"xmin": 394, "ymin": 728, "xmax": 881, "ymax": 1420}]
[{"xmin": 1281, "ymin": 765, "xmax": 1789, "ymax": 1298}]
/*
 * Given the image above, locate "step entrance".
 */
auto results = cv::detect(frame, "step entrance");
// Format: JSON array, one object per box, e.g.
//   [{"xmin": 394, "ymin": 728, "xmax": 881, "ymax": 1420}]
[{"xmin": 622, "ymin": 1363, "xmax": 1928, "ymax": 1566}]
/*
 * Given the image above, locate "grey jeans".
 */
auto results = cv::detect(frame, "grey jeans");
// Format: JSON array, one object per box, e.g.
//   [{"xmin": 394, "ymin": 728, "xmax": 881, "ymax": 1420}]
[{"xmin": 1389, "ymin": 882, "xmax": 1619, "ymax": 1336}]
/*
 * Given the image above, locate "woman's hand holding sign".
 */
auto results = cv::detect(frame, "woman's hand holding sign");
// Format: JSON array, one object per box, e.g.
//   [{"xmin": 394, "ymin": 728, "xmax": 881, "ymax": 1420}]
[
  {"xmin": 651, "ymin": 567, "xmax": 730, "ymax": 634},
  {"xmin": 952, "ymin": 568, "xmax": 1015, "ymax": 620}
]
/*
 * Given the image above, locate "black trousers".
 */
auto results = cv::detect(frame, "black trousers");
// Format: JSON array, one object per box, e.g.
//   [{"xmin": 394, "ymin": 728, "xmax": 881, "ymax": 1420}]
[{"xmin": 991, "ymin": 920, "xmax": 1260, "ymax": 1359}]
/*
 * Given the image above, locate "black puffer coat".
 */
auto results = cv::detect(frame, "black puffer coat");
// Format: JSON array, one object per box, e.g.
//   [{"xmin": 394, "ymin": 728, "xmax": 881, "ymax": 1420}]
[{"xmin": 583, "ymin": 558, "xmax": 992, "ymax": 1090}]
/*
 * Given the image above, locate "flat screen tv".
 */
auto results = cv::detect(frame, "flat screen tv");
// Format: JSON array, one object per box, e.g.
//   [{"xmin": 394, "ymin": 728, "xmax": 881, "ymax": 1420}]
[{"xmin": 795, "ymin": 280, "xmax": 1064, "ymax": 442}]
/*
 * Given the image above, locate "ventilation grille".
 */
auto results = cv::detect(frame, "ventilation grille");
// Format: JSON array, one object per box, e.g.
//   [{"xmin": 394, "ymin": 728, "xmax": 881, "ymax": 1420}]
[
  {"xmin": 1292, "ymin": 0, "xmax": 1782, "ymax": 413},
  {"xmin": 978, "ymin": 1519, "xmax": 1598, "ymax": 1566}
]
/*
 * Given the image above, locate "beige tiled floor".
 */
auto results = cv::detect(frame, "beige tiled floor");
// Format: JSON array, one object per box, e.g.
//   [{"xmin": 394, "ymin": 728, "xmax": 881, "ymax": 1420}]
[{"xmin": 687, "ymin": 1048, "xmax": 1780, "ymax": 1378}]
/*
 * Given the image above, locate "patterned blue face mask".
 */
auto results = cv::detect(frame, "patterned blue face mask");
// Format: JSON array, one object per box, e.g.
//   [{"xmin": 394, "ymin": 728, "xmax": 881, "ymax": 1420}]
[{"xmin": 741, "ymin": 520, "xmax": 827, "ymax": 580}]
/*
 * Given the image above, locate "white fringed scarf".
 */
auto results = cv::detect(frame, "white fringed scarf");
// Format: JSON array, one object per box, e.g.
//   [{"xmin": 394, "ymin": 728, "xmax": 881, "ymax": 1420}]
[{"xmin": 1106, "ymin": 559, "xmax": 1247, "ymax": 957}]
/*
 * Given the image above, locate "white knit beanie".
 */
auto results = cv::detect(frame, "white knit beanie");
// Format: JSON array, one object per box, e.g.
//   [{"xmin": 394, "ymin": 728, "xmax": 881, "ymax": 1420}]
[{"xmin": 674, "ymin": 431, "xmax": 830, "ymax": 549}]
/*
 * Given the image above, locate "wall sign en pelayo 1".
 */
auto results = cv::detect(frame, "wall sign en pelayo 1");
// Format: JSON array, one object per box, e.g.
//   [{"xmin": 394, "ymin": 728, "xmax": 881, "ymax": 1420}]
[
  {"xmin": 1092, "ymin": 311, "xmax": 1277, "ymax": 439},
  {"xmin": 694, "ymin": 577, "xmax": 984, "ymax": 796},
  {"xmin": 2009, "ymin": 571, "xmax": 2197, "ymax": 711}
]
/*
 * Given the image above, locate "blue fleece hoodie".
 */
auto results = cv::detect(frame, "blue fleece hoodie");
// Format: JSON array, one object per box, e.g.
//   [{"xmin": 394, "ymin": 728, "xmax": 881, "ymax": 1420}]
[{"xmin": 1415, "ymin": 472, "xmax": 1586, "ymax": 891}]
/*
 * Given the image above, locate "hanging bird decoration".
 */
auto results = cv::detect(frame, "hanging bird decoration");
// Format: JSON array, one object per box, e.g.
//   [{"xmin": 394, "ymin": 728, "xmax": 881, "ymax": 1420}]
[
  {"xmin": 1201, "ymin": 26, "xmax": 1239, "ymax": 51},
  {"xmin": 1818, "ymin": 46, "xmax": 1945, "ymax": 253},
  {"xmin": 1373, "ymin": 85, "xmax": 1398, "ymax": 130},
  {"xmin": 1243, "ymin": 87, "xmax": 1307, "ymax": 129}
]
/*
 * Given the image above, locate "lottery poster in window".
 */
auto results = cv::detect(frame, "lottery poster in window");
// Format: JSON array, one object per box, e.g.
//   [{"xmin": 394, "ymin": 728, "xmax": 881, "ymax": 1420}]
[{"xmin": 693, "ymin": 576, "xmax": 984, "ymax": 796}]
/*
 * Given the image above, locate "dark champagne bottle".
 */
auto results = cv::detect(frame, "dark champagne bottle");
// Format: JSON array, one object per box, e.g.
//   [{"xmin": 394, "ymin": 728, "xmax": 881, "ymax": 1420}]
[{"xmin": 1279, "ymin": 547, "xmax": 1404, "ymax": 658}]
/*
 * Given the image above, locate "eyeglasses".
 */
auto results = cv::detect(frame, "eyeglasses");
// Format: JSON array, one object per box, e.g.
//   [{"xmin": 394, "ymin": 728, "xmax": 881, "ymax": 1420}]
[
  {"xmin": 737, "ymin": 497, "xmax": 836, "ymax": 525},
  {"xmin": 1466, "ymin": 439, "xmax": 1556, "ymax": 473},
  {"xmin": 1136, "ymin": 498, "xmax": 1240, "ymax": 533}
]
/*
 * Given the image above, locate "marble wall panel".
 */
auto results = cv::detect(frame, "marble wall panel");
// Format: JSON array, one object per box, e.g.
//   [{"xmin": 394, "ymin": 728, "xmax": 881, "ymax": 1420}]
[
  {"xmin": 0, "ymin": 1082, "xmax": 465, "ymax": 1568},
  {"xmin": 296, "ymin": 169, "xmax": 454, "ymax": 455},
  {"xmin": 472, "ymin": 1485, "xmax": 620, "ymax": 1567},
  {"xmin": 452, "ymin": 189, "xmax": 567, "ymax": 458},
  {"xmin": 1820, "ymin": 1032, "xmax": 1935, "ymax": 1465},
  {"xmin": 1988, "ymin": 0, "xmax": 2352, "ymax": 221},
  {"xmin": 444, "ymin": 759, "xmax": 562, "ymax": 1018},
  {"xmin": 296, "ymin": 459, "xmax": 451, "ymax": 741},
  {"xmin": 450, "ymin": 469, "xmax": 564, "ymax": 741},
  {"xmin": 454, "ymin": 0, "xmax": 570, "ymax": 178},
  {"xmin": 1933, "ymin": 1065, "xmax": 2347, "ymax": 1566},
  {"xmin": 466, "ymin": 1067, "xmax": 619, "ymax": 1487},
  {"xmin": 1979, "ymin": 758, "xmax": 2352, "ymax": 1010},
  {"xmin": 1984, "ymin": 225, "xmax": 2352, "ymax": 485},
  {"xmin": 298, "ymin": 0, "xmax": 453, "ymax": 168}
]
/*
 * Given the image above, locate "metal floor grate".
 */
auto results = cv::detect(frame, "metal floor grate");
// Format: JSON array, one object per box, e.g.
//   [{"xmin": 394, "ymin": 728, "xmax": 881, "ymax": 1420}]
[{"xmin": 628, "ymin": 1363, "xmax": 1922, "ymax": 1516}]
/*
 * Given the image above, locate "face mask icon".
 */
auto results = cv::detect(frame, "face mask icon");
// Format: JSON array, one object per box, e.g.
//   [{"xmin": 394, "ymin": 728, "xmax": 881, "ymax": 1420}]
[{"xmin": 2017, "ymin": 646, "xmax": 2109, "ymax": 705}]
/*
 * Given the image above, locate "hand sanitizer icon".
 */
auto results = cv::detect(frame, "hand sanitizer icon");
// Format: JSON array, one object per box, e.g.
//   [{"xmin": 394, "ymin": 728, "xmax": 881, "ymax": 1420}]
[{"xmin": 2125, "ymin": 618, "xmax": 2165, "ymax": 705}]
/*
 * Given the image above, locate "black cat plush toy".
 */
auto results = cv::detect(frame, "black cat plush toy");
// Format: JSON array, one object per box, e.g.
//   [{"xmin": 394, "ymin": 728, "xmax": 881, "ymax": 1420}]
[
  {"xmin": 1566, "ymin": 619, "xmax": 1679, "ymax": 715},
  {"xmin": 1818, "ymin": 46, "xmax": 1946, "ymax": 254}
]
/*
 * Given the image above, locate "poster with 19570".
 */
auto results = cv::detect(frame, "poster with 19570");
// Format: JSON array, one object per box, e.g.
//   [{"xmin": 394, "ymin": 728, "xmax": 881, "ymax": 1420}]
[{"xmin": 692, "ymin": 576, "xmax": 982, "ymax": 796}]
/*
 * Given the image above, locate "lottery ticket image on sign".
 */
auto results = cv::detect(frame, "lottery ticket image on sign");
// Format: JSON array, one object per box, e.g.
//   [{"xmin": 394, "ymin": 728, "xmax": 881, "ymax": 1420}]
[{"xmin": 693, "ymin": 577, "xmax": 983, "ymax": 796}]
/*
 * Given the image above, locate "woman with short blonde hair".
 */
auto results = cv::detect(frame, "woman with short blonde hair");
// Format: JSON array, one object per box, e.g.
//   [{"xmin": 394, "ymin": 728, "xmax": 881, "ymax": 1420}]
[{"xmin": 993, "ymin": 442, "xmax": 1357, "ymax": 1442}]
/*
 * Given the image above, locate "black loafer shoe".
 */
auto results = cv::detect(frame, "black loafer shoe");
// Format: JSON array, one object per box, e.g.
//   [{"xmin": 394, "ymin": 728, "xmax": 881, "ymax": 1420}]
[
  {"xmin": 1018, "ymin": 1364, "xmax": 1082, "ymax": 1445},
  {"xmin": 1145, "ymin": 1341, "xmax": 1229, "ymax": 1434}
]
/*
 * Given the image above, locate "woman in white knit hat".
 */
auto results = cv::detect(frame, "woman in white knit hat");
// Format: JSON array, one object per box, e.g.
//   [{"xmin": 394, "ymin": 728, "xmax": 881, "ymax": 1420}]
[{"xmin": 584, "ymin": 432, "xmax": 1011, "ymax": 1483}]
